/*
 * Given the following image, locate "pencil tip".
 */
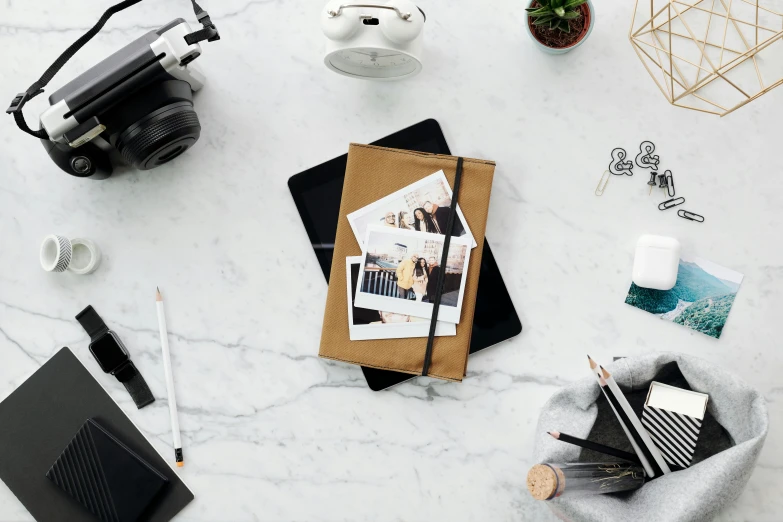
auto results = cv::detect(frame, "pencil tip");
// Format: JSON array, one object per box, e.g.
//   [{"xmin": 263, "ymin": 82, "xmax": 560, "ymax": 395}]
[
  {"xmin": 548, "ymin": 431, "xmax": 560, "ymax": 439},
  {"xmin": 600, "ymin": 365, "xmax": 611, "ymax": 378},
  {"xmin": 156, "ymin": 287, "xmax": 162, "ymax": 301},
  {"xmin": 176, "ymin": 462, "xmax": 184, "ymax": 467}
]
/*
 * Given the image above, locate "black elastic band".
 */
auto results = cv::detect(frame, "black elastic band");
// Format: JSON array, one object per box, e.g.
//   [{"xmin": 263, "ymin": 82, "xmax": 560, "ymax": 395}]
[
  {"xmin": 7, "ymin": 0, "xmax": 218, "ymax": 139},
  {"xmin": 422, "ymin": 157, "xmax": 464, "ymax": 377}
]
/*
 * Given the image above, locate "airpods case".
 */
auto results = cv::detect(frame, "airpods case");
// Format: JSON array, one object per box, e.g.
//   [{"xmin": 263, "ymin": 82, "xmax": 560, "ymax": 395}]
[{"xmin": 632, "ymin": 235, "xmax": 680, "ymax": 290}]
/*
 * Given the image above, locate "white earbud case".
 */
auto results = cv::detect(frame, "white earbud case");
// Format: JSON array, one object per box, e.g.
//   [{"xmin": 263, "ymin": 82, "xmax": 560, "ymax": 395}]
[{"xmin": 632, "ymin": 235, "xmax": 681, "ymax": 291}]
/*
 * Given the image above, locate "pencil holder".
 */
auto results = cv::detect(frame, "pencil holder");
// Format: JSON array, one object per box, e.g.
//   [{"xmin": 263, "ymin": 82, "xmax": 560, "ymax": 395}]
[{"xmin": 533, "ymin": 352, "xmax": 768, "ymax": 522}]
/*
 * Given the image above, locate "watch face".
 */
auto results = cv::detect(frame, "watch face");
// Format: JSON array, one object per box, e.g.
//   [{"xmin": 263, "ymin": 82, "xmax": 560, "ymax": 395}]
[
  {"xmin": 327, "ymin": 47, "xmax": 420, "ymax": 79},
  {"xmin": 89, "ymin": 332, "xmax": 129, "ymax": 373}
]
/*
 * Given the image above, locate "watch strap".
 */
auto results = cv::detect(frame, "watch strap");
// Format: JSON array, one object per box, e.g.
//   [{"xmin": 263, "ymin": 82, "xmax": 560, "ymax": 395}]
[
  {"xmin": 114, "ymin": 361, "xmax": 155, "ymax": 409},
  {"xmin": 75, "ymin": 305, "xmax": 109, "ymax": 341}
]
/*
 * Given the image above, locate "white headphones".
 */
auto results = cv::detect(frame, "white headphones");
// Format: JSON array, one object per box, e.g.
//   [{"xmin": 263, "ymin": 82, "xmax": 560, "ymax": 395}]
[{"xmin": 321, "ymin": 1, "xmax": 426, "ymax": 80}]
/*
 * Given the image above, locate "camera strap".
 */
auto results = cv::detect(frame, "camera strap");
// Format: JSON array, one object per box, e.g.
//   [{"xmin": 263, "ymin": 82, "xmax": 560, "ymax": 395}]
[{"xmin": 6, "ymin": 0, "xmax": 220, "ymax": 140}]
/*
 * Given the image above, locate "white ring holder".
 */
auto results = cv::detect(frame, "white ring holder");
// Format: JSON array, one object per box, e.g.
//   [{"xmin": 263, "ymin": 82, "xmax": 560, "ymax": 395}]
[{"xmin": 40, "ymin": 235, "xmax": 101, "ymax": 275}]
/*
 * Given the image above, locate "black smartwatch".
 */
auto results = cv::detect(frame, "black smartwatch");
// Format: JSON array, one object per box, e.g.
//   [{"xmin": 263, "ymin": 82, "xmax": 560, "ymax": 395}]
[{"xmin": 75, "ymin": 305, "xmax": 155, "ymax": 409}]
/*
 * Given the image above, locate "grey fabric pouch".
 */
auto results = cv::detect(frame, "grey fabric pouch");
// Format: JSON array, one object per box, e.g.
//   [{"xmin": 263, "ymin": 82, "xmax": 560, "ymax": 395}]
[{"xmin": 534, "ymin": 352, "xmax": 768, "ymax": 522}]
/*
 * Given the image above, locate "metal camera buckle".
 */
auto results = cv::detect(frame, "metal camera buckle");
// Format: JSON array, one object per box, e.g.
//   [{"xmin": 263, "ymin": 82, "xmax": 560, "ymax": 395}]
[{"xmin": 64, "ymin": 117, "xmax": 106, "ymax": 148}]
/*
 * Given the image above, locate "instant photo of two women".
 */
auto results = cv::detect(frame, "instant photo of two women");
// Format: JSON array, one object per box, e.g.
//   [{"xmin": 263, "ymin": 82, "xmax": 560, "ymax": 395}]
[{"xmin": 347, "ymin": 171, "xmax": 475, "ymax": 329}]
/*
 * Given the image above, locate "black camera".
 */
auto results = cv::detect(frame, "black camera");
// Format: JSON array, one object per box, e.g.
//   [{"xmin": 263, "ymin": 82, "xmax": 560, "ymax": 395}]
[{"xmin": 7, "ymin": 1, "xmax": 219, "ymax": 179}]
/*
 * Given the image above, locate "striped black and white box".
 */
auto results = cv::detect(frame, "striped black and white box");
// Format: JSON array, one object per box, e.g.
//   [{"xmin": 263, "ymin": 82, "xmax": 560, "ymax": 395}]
[{"xmin": 641, "ymin": 381, "xmax": 709, "ymax": 469}]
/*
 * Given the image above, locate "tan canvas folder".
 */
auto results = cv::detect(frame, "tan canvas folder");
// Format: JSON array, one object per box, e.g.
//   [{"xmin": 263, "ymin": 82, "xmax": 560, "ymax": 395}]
[{"xmin": 318, "ymin": 144, "xmax": 496, "ymax": 382}]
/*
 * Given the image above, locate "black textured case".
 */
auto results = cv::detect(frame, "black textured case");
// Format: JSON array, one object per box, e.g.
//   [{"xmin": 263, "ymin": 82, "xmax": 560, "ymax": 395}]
[{"xmin": 46, "ymin": 419, "xmax": 169, "ymax": 522}]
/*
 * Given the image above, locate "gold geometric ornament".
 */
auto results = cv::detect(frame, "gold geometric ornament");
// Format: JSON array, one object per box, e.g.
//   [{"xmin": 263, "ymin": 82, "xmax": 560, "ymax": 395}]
[{"xmin": 630, "ymin": 0, "xmax": 783, "ymax": 115}]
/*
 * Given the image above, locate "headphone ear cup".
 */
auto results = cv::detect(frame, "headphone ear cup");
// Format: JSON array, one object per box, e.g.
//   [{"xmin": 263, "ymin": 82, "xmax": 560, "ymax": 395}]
[
  {"xmin": 321, "ymin": 1, "xmax": 361, "ymax": 41},
  {"xmin": 379, "ymin": 0, "xmax": 424, "ymax": 44}
]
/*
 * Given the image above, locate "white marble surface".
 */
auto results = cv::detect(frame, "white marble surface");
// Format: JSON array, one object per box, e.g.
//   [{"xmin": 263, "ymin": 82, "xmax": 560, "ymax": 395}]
[{"xmin": 1, "ymin": 0, "xmax": 781, "ymax": 520}]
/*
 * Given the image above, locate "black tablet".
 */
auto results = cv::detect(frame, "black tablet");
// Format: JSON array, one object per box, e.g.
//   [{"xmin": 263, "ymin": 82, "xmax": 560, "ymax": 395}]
[{"xmin": 289, "ymin": 119, "xmax": 522, "ymax": 390}]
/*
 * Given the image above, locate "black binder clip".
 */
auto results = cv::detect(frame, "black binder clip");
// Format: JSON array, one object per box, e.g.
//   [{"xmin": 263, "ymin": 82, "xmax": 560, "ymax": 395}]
[
  {"xmin": 678, "ymin": 210, "xmax": 704, "ymax": 223},
  {"xmin": 659, "ymin": 197, "xmax": 685, "ymax": 210}
]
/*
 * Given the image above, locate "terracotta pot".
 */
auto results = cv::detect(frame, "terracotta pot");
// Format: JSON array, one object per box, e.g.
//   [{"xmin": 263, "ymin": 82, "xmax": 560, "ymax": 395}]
[{"xmin": 525, "ymin": 0, "xmax": 595, "ymax": 54}]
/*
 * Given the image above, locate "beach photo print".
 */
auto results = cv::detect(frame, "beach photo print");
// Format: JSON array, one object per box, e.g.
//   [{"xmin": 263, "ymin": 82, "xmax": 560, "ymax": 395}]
[
  {"xmin": 625, "ymin": 255, "xmax": 744, "ymax": 339},
  {"xmin": 354, "ymin": 226, "xmax": 472, "ymax": 324},
  {"xmin": 346, "ymin": 170, "xmax": 476, "ymax": 249}
]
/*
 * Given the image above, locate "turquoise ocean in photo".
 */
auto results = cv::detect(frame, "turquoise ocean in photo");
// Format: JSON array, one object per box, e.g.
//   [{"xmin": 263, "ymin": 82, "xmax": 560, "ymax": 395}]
[{"xmin": 625, "ymin": 260, "xmax": 742, "ymax": 339}]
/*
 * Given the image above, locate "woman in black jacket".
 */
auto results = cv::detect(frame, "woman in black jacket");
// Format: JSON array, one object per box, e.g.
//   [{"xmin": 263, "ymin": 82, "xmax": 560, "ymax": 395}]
[
  {"xmin": 413, "ymin": 208, "xmax": 437, "ymax": 233},
  {"xmin": 425, "ymin": 257, "xmax": 441, "ymax": 302}
]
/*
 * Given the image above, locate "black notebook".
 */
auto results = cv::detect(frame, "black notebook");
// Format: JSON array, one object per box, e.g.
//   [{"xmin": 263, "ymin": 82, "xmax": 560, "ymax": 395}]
[{"xmin": 0, "ymin": 348, "xmax": 193, "ymax": 522}]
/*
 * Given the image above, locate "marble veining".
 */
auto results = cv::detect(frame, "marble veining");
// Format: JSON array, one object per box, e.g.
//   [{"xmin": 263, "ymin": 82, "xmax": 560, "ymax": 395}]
[{"xmin": 1, "ymin": 0, "xmax": 782, "ymax": 520}]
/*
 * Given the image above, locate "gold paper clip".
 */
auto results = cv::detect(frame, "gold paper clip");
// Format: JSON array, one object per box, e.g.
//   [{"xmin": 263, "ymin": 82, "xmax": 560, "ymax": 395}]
[{"xmin": 595, "ymin": 170, "xmax": 610, "ymax": 196}]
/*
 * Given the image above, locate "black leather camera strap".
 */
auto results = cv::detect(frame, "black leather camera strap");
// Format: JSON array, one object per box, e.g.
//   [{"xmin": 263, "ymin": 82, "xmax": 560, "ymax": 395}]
[
  {"xmin": 75, "ymin": 305, "xmax": 155, "ymax": 409},
  {"xmin": 422, "ymin": 156, "xmax": 464, "ymax": 377},
  {"xmin": 6, "ymin": 0, "xmax": 219, "ymax": 139}
]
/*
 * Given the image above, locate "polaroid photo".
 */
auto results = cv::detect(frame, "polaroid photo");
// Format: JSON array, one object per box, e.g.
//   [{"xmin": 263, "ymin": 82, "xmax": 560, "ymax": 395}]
[
  {"xmin": 625, "ymin": 255, "xmax": 744, "ymax": 339},
  {"xmin": 354, "ymin": 226, "xmax": 472, "ymax": 324},
  {"xmin": 346, "ymin": 170, "xmax": 477, "ymax": 249},
  {"xmin": 345, "ymin": 257, "xmax": 457, "ymax": 341}
]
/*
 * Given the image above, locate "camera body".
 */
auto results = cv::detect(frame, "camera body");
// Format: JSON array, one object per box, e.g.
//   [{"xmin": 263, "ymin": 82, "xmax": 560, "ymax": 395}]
[{"xmin": 39, "ymin": 19, "xmax": 206, "ymax": 179}]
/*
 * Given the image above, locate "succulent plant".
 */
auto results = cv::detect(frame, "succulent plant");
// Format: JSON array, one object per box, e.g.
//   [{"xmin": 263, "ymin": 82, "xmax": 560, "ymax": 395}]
[{"xmin": 526, "ymin": 0, "xmax": 587, "ymax": 33}]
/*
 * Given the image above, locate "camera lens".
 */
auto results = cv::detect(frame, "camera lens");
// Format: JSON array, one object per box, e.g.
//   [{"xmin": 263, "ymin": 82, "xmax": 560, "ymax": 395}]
[
  {"xmin": 107, "ymin": 80, "xmax": 201, "ymax": 170},
  {"xmin": 115, "ymin": 101, "xmax": 200, "ymax": 170}
]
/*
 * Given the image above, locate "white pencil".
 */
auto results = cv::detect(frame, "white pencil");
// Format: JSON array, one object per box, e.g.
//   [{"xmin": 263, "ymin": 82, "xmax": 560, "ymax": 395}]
[
  {"xmin": 600, "ymin": 365, "xmax": 671, "ymax": 475},
  {"xmin": 156, "ymin": 287, "xmax": 183, "ymax": 467},
  {"xmin": 588, "ymin": 356, "xmax": 655, "ymax": 478}
]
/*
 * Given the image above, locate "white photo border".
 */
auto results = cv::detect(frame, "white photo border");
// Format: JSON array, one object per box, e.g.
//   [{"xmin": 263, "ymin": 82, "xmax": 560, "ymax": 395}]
[
  {"xmin": 346, "ymin": 170, "xmax": 477, "ymax": 249},
  {"xmin": 345, "ymin": 257, "xmax": 457, "ymax": 341},
  {"xmin": 354, "ymin": 226, "xmax": 472, "ymax": 324}
]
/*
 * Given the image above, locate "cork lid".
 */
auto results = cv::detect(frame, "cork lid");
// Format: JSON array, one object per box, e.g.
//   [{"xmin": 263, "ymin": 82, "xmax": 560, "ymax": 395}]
[{"xmin": 527, "ymin": 464, "xmax": 557, "ymax": 500}]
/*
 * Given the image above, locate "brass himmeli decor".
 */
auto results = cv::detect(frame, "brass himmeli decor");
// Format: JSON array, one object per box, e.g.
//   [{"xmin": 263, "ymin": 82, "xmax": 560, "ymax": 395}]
[{"xmin": 630, "ymin": 0, "xmax": 783, "ymax": 116}]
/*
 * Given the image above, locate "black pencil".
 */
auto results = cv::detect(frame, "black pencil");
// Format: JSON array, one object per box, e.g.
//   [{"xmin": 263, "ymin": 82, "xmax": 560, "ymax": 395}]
[{"xmin": 547, "ymin": 431, "xmax": 642, "ymax": 465}]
